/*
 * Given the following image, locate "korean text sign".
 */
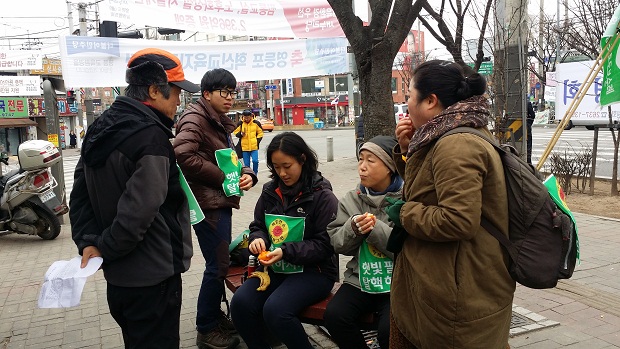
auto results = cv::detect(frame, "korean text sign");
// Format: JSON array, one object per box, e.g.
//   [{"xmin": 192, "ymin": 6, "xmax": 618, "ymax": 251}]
[{"xmin": 59, "ymin": 35, "xmax": 349, "ymax": 88}]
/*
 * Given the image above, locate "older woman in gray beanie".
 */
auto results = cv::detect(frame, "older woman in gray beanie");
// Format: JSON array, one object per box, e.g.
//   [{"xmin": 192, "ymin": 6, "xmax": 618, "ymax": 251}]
[{"xmin": 325, "ymin": 135, "xmax": 403, "ymax": 349}]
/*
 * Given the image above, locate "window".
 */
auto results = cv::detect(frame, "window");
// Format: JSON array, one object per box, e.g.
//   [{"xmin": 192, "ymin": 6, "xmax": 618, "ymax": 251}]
[
  {"xmin": 301, "ymin": 78, "xmax": 323, "ymax": 94},
  {"xmin": 391, "ymin": 78, "xmax": 398, "ymax": 94}
]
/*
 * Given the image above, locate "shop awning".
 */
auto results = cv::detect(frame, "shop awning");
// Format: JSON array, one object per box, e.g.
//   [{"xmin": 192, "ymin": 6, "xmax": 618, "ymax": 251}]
[{"xmin": 0, "ymin": 118, "xmax": 37, "ymax": 128}]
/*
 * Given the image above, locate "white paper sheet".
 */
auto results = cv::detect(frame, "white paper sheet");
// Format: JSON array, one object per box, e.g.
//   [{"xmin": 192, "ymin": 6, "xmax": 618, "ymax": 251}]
[{"xmin": 38, "ymin": 256, "xmax": 103, "ymax": 308}]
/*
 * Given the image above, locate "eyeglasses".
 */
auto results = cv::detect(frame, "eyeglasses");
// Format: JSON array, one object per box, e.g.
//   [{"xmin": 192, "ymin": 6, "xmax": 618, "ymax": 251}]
[{"xmin": 215, "ymin": 89, "xmax": 238, "ymax": 98}]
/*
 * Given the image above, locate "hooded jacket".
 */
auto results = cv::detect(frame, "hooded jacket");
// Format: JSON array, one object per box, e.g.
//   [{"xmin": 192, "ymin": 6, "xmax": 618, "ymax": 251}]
[
  {"xmin": 70, "ymin": 96, "xmax": 193, "ymax": 287},
  {"xmin": 248, "ymin": 173, "xmax": 339, "ymax": 282},
  {"xmin": 391, "ymin": 101, "xmax": 515, "ymax": 348},
  {"xmin": 233, "ymin": 118, "xmax": 263, "ymax": 151},
  {"xmin": 173, "ymin": 97, "xmax": 257, "ymax": 210},
  {"xmin": 327, "ymin": 179, "xmax": 402, "ymax": 288}
]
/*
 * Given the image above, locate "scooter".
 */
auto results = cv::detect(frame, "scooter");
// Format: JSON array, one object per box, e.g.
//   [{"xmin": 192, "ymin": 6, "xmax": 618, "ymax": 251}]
[{"xmin": 0, "ymin": 140, "xmax": 68, "ymax": 240}]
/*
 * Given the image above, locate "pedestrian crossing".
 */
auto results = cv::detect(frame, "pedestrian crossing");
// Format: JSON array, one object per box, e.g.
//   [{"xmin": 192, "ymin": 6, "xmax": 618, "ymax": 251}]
[{"xmin": 531, "ymin": 127, "xmax": 618, "ymax": 178}]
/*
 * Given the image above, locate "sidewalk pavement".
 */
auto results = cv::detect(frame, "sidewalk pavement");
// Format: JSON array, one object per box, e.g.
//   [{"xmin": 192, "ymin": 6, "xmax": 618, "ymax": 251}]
[{"xmin": 0, "ymin": 157, "xmax": 619, "ymax": 348}]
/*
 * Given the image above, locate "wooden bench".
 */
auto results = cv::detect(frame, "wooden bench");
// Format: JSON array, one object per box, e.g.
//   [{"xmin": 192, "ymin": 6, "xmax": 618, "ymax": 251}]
[{"xmin": 224, "ymin": 265, "xmax": 377, "ymax": 329}]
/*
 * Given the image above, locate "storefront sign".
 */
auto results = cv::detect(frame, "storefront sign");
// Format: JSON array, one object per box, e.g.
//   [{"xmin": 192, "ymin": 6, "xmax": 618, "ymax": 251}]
[
  {"xmin": 0, "ymin": 98, "xmax": 28, "ymax": 118},
  {"xmin": 0, "ymin": 76, "xmax": 41, "ymax": 96},
  {"xmin": 30, "ymin": 58, "xmax": 63, "ymax": 76},
  {"xmin": 48, "ymin": 134, "xmax": 59, "ymax": 147},
  {"xmin": 28, "ymin": 98, "xmax": 78, "ymax": 117},
  {"xmin": 0, "ymin": 52, "xmax": 42, "ymax": 70}
]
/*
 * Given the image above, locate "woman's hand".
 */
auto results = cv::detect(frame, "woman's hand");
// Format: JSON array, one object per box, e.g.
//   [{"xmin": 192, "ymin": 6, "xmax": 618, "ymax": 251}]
[
  {"xmin": 249, "ymin": 238, "xmax": 266, "ymax": 254},
  {"xmin": 395, "ymin": 117, "xmax": 415, "ymax": 153},
  {"xmin": 352, "ymin": 212, "xmax": 377, "ymax": 235},
  {"xmin": 258, "ymin": 248, "xmax": 283, "ymax": 266}
]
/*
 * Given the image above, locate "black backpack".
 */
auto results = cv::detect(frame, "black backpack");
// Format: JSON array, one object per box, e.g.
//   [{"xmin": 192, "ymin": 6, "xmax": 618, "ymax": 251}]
[{"xmin": 441, "ymin": 127, "xmax": 579, "ymax": 289}]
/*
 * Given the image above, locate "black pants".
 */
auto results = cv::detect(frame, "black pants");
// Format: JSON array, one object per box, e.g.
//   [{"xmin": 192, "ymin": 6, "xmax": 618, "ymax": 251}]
[
  {"xmin": 107, "ymin": 274, "xmax": 182, "ymax": 349},
  {"xmin": 527, "ymin": 121, "xmax": 533, "ymax": 165},
  {"xmin": 324, "ymin": 283, "xmax": 390, "ymax": 349}
]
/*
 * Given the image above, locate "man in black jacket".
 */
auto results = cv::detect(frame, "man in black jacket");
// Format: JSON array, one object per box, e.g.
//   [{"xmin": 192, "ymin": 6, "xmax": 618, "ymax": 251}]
[{"xmin": 70, "ymin": 48, "xmax": 199, "ymax": 348}]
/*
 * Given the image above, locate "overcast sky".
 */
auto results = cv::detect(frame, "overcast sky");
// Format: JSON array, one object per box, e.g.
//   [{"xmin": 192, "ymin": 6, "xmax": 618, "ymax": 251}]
[{"xmin": 1, "ymin": 0, "xmax": 559, "ymax": 61}]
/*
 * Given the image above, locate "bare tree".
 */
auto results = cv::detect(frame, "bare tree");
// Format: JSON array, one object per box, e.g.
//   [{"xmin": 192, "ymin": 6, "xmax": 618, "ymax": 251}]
[
  {"xmin": 525, "ymin": 13, "xmax": 561, "ymax": 111},
  {"xmin": 417, "ymin": 0, "xmax": 493, "ymax": 72},
  {"xmin": 560, "ymin": 0, "xmax": 619, "ymax": 195},
  {"xmin": 327, "ymin": 0, "xmax": 425, "ymax": 140}
]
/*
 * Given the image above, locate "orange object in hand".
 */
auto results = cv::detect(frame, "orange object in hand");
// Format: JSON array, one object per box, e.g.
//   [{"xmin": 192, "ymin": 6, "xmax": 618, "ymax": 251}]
[{"xmin": 258, "ymin": 251, "xmax": 270, "ymax": 261}]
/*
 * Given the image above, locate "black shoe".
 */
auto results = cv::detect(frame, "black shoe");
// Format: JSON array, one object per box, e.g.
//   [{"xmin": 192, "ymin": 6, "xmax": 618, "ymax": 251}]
[
  {"xmin": 218, "ymin": 311, "xmax": 237, "ymax": 335},
  {"xmin": 196, "ymin": 327, "xmax": 239, "ymax": 349}
]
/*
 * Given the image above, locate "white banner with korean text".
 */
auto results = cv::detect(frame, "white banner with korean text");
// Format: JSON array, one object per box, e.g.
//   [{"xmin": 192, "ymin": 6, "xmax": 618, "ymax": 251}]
[
  {"xmin": 59, "ymin": 35, "xmax": 349, "ymax": 88},
  {"xmin": 0, "ymin": 51, "xmax": 43, "ymax": 71},
  {"xmin": 99, "ymin": 0, "xmax": 344, "ymax": 39},
  {"xmin": 555, "ymin": 61, "xmax": 620, "ymax": 122},
  {"xmin": 0, "ymin": 76, "xmax": 41, "ymax": 96}
]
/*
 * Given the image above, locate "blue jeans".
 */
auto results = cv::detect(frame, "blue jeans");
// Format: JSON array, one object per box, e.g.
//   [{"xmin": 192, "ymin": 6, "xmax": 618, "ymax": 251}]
[
  {"xmin": 194, "ymin": 208, "xmax": 232, "ymax": 334},
  {"xmin": 230, "ymin": 270, "xmax": 334, "ymax": 349},
  {"xmin": 243, "ymin": 150, "xmax": 259, "ymax": 174}
]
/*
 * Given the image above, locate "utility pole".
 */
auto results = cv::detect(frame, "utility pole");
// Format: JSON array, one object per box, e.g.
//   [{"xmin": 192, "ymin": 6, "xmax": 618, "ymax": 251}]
[
  {"xmin": 538, "ymin": 0, "xmax": 545, "ymax": 110},
  {"xmin": 67, "ymin": 1, "xmax": 74, "ymax": 34},
  {"xmin": 78, "ymin": 2, "xmax": 94, "ymax": 129},
  {"xmin": 495, "ymin": 0, "xmax": 528, "ymax": 160},
  {"xmin": 43, "ymin": 80, "xmax": 67, "ymax": 223}
]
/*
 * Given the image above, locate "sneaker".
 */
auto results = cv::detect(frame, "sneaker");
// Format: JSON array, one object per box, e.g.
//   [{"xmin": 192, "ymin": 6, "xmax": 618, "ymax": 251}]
[
  {"xmin": 196, "ymin": 328, "xmax": 240, "ymax": 349},
  {"xmin": 218, "ymin": 312, "xmax": 237, "ymax": 335}
]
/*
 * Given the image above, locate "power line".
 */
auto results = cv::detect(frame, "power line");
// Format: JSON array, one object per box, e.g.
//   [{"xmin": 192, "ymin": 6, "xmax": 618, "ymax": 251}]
[{"xmin": 0, "ymin": 27, "xmax": 69, "ymax": 40}]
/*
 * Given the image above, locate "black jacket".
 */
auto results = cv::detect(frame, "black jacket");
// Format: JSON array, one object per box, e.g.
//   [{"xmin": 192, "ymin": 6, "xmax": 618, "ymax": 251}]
[
  {"xmin": 248, "ymin": 173, "xmax": 339, "ymax": 282},
  {"xmin": 70, "ymin": 96, "xmax": 193, "ymax": 287}
]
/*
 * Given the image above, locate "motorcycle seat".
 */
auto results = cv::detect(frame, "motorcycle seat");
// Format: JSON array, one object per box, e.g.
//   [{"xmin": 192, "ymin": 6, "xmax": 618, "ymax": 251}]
[{"xmin": 0, "ymin": 169, "xmax": 22, "ymax": 189}]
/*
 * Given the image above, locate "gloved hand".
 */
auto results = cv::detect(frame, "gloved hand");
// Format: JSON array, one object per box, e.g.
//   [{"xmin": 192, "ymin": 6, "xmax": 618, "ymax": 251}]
[{"xmin": 385, "ymin": 197, "xmax": 405, "ymax": 229}]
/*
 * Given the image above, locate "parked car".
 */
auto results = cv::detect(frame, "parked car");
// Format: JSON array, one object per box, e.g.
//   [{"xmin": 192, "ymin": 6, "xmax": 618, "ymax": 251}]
[
  {"xmin": 394, "ymin": 103, "xmax": 408, "ymax": 123},
  {"xmin": 257, "ymin": 118, "xmax": 274, "ymax": 132}
]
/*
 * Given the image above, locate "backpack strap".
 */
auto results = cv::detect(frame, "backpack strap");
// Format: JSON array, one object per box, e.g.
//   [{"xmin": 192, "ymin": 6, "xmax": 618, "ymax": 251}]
[{"xmin": 439, "ymin": 127, "xmax": 519, "ymax": 262}]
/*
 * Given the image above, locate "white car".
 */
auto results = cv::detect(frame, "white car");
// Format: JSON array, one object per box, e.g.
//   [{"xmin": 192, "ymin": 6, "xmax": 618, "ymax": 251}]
[{"xmin": 394, "ymin": 103, "xmax": 408, "ymax": 123}]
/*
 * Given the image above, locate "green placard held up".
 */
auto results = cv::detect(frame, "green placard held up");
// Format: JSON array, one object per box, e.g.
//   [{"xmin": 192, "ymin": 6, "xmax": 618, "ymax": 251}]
[{"xmin": 215, "ymin": 148, "xmax": 244, "ymax": 197}]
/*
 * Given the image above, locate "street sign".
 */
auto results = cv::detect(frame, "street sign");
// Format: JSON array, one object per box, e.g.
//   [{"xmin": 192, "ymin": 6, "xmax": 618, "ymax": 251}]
[
  {"xmin": 265, "ymin": 84, "xmax": 277, "ymax": 90},
  {"xmin": 466, "ymin": 61, "xmax": 493, "ymax": 75},
  {"xmin": 535, "ymin": 82, "xmax": 541, "ymax": 90}
]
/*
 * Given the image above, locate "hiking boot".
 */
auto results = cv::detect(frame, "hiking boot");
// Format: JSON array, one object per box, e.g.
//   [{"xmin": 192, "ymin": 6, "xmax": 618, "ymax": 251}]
[
  {"xmin": 196, "ymin": 327, "xmax": 240, "ymax": 349},
  {"xmin": 218, "ymin": 311, "xmax": 237, "ymax": 335}
]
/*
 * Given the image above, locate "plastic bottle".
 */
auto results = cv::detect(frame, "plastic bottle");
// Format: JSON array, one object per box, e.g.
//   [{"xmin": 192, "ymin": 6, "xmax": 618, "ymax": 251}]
[{"xmin": 247, "ymin": 255, "xmax": 257, "ymax": 275}]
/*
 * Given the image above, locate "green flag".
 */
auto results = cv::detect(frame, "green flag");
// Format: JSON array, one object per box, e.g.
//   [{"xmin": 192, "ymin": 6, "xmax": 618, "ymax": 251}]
[
  {"xmin": 543, "ymin": 175, "xmax": 579, "ymax": 260},
  {"xmin": 600, "ymin": 4, "xmax": 620, "ymax": 106},
  {"xmin": 177, "ymin": 165, "xmax": 205, "ymax": 225}
]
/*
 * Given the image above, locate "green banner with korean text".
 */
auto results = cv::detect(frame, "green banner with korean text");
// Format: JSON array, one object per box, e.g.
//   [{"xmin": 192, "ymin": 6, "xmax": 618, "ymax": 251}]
[
  {"xmin": 358, "ymin": 240, "xmax": 392, "ymax": 294},
  {"xmin": 601, "ymin": 4, "xmax": 620, "ymax": 106},
  {"xmin": 215, "ymin": 148, "xmax": 244, "ymax": 197},
  {"xmin": 265, "ymin": 213, "xmax": 305, "ymax": 274}
]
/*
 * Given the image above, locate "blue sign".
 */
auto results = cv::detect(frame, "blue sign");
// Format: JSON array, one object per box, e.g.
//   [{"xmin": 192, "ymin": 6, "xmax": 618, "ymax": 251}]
[
  {"xmin": 265, "ymin": 84, "xmax": 277, "ymax": 90},
  {"xmin": 535, "ymin": 82, "xmax": 541, "ymax": 90}
]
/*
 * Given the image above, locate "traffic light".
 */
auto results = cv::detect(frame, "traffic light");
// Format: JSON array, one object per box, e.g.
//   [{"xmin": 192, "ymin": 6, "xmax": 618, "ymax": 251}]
[{"xmin": 66, "ymin": 90, "xmax": 75, "ymax": 105}]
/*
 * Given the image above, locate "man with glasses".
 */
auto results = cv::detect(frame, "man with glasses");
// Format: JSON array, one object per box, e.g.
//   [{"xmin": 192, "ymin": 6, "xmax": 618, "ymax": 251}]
[{"xmin": 174, "ymin": 68, "xmax": 257, "ymax": 349}]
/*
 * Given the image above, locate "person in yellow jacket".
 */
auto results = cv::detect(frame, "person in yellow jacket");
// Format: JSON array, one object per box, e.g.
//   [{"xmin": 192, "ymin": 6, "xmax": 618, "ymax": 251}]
[{"xmin": 234, "ymin": 109, "xmax": 264, "ymax": 174}]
